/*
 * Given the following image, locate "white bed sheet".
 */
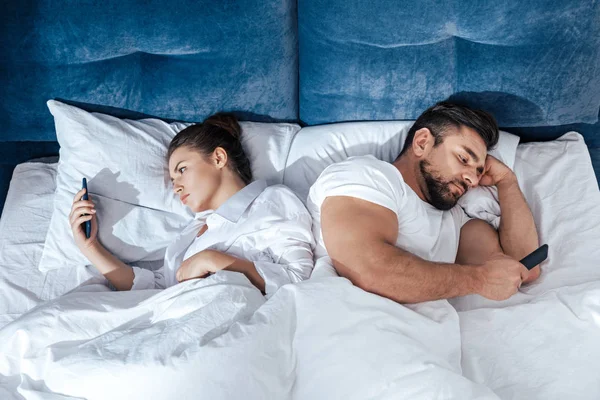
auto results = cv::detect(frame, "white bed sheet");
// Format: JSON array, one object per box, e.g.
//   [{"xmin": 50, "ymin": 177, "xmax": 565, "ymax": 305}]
[
  {"xmin": 0, "ymin": 160, "xmax": 97, "ymax": 329},
  {"xmin": 454, "ymin": 133, "xmax": 600, "ymax": 399},
  {"xmin": 459, "ymin": 280, "xmax": 600, "ymax": 400}
]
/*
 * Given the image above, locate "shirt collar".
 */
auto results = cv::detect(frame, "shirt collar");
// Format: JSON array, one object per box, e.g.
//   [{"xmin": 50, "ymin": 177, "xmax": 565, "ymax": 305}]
[{"xmin": 209, "ymin": 180, "xmax": 267, "ymax": 223}]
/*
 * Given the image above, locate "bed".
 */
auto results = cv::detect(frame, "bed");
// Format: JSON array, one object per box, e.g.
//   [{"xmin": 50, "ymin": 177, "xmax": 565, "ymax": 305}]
[{"xmin": 1, "ymin": 0, "xmax": 599, "ymax": 399}]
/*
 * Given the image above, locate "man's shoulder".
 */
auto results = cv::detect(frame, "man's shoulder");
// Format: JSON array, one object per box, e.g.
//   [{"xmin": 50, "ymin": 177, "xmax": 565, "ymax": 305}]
[
  {"xmin": 318, "ymin": 155, "xmax": 399, "ymax": 181},
  {"xmin": 308, "ymin": 155, "xmax": 406, "ymax": 211}
]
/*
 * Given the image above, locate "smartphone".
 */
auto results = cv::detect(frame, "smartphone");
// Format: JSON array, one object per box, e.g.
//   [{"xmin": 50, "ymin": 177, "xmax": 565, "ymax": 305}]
[
  {"xmin": 82, "ymin": 178, "xmax": 91, "ymax": 239},
  {"xmin": 519, "ymin": 244, "xmax": 548, "ymax": 270}
]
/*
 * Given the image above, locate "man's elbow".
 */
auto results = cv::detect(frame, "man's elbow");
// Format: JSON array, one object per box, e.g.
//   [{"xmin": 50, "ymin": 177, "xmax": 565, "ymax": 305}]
[
  {"xmin": 331, "ymin": 258, "xmax": 407, "ymax": 302},
  {"xmin": 332, "ymin": 258, "xmax": 377, "ymax": 292},
  {"xmin": 352, "ymin": 271, "xmax": 379, "ymax": 294}
]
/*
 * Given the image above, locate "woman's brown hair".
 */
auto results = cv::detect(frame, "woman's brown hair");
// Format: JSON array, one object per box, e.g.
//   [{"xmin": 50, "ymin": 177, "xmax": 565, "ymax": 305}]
[{"xmin": 167, "ymin": 113, "xmax": 253, "ymax": 184}]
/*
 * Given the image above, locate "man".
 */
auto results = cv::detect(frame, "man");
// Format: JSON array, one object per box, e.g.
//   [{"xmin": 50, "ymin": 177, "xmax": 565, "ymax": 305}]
[{"xmin": 307, "ymin": 102, "xmax": 540, "ymax": 304}]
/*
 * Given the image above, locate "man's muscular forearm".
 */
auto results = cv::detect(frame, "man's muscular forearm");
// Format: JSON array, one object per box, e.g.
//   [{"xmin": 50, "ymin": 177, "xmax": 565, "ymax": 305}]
[
  {"xmin": 333, "ymin": 240, "xmax": 481, "ymax": 304},
  {"xmin": 496, "ymin": 172, "xmax": 539, "ymax": 261}
]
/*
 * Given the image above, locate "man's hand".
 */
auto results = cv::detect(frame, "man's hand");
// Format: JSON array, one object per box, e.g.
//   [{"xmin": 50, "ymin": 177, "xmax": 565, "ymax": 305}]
[
  {"xmin": 176, "ymin": 249, "xmax": 232, "ymax": 282},
  {"xmin": 475, "ymin": 253, "xmax": 529, "ymax": 300},
  {"xmin": 478, "ymin": 155, "xmax": 514, "ymax": 187}
]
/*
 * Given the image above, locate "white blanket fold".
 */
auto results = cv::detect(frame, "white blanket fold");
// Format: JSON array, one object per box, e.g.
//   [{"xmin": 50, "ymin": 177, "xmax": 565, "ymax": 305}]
[{"xmin": 0, "ymin": 273, "xmax": 499, "ymax": 400}]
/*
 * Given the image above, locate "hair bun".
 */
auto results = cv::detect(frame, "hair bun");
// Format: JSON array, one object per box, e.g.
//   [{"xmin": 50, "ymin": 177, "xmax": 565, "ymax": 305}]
[{"xmin": 203, "ymin": 112, "xmax": 242, "ymax": 140}]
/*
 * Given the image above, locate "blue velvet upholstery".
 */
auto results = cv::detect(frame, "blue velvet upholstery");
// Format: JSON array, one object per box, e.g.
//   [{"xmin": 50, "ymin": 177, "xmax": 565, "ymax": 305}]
[
  {"xmin": 1, "ymin": 0, "xmax": 599, "ymax": 217},
  {"xmin": 299, "ymin": 0, "xmax": 600, "ymax": 128},
  {"xmin": 0, "ymin": 0, "xmax": 299, "ymax": 142}
]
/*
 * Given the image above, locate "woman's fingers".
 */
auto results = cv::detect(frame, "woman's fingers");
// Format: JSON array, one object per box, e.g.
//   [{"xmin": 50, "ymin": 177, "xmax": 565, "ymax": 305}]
[
  {"xmin": 73, "ymin": 188, "xmax": 85, "ymax": 201},
  {"xmin": 176, "ymin": 265, "xmax": 185, "ymax": 282},
  {"xmin": 69, "ymin": 205, "xmax": 96, "ymax": 225},
  {"xmin": 71, "ymin": 199, "xmax": 94, "ymax": 209},
  {"xmin": 176, "ymin": 261, "xmax": 211, "ymax": 283},
  {"xmin": 71, "ymin": 214, "xmax": 93, "ymax": 230},
  {"xmin": 73, "ymin": 188, "xmax": 90, "ymax": 202},
  {"xmin": 70, "ymin": 200, "xmax": 95, "ymax": 219}
]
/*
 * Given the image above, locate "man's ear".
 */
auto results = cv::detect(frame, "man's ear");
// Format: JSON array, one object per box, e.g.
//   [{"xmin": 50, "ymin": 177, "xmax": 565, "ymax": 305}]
[
  {"xmin": 212, "ymin": 147, "xmax": 229, "ymax": 169},
  {"xmin": 412, "ymin": 128, "xmax": 434, "ymax": 158}
]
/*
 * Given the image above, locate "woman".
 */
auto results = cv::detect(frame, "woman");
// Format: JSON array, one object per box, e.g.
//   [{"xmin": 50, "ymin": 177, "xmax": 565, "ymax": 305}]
[{"xmin": 68, "ymin": 113, "xmax": 314, "ymax": 297}]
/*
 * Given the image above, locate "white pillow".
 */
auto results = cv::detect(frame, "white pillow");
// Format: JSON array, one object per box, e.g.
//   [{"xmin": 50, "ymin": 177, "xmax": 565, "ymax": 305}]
[
  {"xmin": 39, "ymin": 100, "xmax": 300, "ymax": 272},
  {"xmin": 283, "ymin": 120, "xmax": 518, "ymax": 203},
  {"xmin": 512, "ymin": 132, "xmax": 600, "ymax": 293}
]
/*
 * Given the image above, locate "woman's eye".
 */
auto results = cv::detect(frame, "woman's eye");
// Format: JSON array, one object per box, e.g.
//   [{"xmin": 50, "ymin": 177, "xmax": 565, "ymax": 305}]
[
  {"xmin": 179, "ymin": 167, "xmax": 186, "ymax": 174},
  {"xmin": 460, "ymin": 157, "xmax": 467, "ymax": 164}
]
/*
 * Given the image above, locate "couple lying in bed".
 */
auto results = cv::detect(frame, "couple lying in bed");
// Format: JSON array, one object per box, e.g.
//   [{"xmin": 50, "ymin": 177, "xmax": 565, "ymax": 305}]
[{"xmin": 69, "ymin": 101, "xmax": 540, "ymax": 302}]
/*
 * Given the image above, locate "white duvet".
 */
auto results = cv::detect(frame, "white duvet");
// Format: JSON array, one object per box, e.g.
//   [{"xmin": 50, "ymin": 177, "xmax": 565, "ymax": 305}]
[
  {"xmin": 2, "ymin": 273, "xmax": 599, "ymax": 400},
  {"xmin": 0, "ymin": 272, "xmax": 499, "ymax": 400},
  {"xmin": 460, "ymin": 280, "xmax": 600, "ymax": 400}
]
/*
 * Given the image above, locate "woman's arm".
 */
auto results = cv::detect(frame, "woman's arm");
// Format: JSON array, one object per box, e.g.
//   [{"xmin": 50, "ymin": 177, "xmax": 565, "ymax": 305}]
[
  {"xmin": 175, "ymin": 250, "xmax": 265, "ymax": 293},
  {"xmin": 224, "ymin": 256, "xmax": 266, "ymax": 293},
  {"xmin": 83, "ymin": 243, "xmax": 135, "ymax": 291},
  {"xmin": 70, "ymin": 188, "xmax": 136, "ymax": 291},
  {"xmin": 176, "ymin": 214, "xmax": 314, "ymax": 296}
]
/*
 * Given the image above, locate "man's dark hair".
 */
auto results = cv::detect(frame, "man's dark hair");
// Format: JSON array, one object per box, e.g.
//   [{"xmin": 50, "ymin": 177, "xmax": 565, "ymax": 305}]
[{"xmin": 398, "ymin": 101, "xmax": 499, "ymax": 157}]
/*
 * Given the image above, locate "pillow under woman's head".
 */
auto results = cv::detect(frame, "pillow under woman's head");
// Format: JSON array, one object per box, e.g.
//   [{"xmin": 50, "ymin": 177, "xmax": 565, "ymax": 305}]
[{"xmin": 39, "ymin": 100, "xmax": 300, "ymax": 272}]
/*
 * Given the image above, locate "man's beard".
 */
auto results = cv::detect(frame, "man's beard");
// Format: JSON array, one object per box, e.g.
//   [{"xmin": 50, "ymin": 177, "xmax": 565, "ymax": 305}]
[{"xmin": 419, "ymin": 160, "xmax": 467, "ymax": 211}]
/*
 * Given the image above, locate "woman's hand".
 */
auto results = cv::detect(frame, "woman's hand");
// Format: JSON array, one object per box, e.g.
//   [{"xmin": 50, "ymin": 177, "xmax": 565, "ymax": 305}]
[
  {"xmin": 176, "ymin": 250, "xmax": 265, "ymax": 293},
  {"xmin": 69, "ymin": 188, "xmax": 99, "ymax": 252},
  {"xmin": 176, "ymin": 249, "xmax": 232, "ymax": 282}
]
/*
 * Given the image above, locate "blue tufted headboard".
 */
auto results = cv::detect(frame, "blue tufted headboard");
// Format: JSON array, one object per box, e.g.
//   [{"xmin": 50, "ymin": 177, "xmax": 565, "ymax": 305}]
[
  {"xmin": 0, "ymin": 0, "xmax": 299, "ymax": 213},
  {"xmin": 1, "ymin": 0, "xmax": 599, "ymax": 215}
]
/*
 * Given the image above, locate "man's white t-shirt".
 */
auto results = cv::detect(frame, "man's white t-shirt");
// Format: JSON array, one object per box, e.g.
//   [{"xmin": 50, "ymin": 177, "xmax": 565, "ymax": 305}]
[{"xmin": 307, "ymin": 155, "xmax": 471, "ymax": 276}]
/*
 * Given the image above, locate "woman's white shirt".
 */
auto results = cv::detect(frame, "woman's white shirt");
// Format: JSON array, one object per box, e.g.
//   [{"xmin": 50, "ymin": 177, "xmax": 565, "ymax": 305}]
[{"xmin": 130, "ymin": 180, "xmax": 315, "ymax": 297}]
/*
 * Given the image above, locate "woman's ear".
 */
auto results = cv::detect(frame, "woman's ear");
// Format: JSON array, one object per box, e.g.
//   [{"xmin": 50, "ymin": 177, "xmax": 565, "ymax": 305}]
[
  {"xmin": 412, "ymin": 128, "xmax": 433, "ymax": 158},
  {"xmin": 212, "ymin": 147, "xmax": 228, "ymax": 169}
]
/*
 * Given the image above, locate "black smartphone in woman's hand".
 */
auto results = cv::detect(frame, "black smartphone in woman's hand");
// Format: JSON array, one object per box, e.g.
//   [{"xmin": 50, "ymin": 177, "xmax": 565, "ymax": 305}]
[{"xmin": 82, "ymin": 178, "xmax": 91, "ymax": 239}]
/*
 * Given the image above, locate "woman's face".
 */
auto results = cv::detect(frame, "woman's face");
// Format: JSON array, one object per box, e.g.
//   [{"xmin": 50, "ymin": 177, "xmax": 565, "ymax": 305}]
[{"xmin": 168, "ymin": 146, "xmax": 223, "ymax": 213}]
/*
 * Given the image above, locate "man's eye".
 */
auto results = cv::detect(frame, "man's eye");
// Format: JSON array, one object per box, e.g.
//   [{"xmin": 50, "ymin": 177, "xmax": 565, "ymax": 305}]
[
  {"xmin": 179, "ymin": 167, "xmax": 186, "ymax": 173},
  {"xmin": 459, "ymin": 157, "xmax": 467, "ymax": 164}
]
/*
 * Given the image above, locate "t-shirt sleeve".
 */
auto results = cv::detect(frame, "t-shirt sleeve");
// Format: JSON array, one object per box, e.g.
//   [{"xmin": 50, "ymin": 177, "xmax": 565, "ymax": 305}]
[
  {"xmin": 454, "ymin": 205, "xmax": 474, "ymax": 229},
  {"xmin": 309, "ymin": 156, "xmax": 405, "ymax": 216}
]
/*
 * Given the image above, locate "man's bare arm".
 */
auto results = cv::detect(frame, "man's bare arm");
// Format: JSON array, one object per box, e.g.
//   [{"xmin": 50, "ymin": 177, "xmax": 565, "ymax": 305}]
[
  {"xmin": 321, "ymin": 196, "xmax": 488, "ymax": 303},
  {"xmin": 457, "ymin": 216, "xmax": 539, "ymax": 284},
  {"xmin": 489, "ymin": 171, "xmax": 540, "ymax": 283},
  {"xmin": 478, "ymin": 156, "xmax": 540, "ymax": 283},
  {"xmin": 456, "ymin": 219, "xmax": 503, "ymax": 266},
  {"xmin": 496, "ymin": 173, "xmax": 540, "ymax": 281}
]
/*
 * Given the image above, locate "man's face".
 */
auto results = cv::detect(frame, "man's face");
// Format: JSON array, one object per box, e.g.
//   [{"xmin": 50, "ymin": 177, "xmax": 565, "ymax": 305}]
[{"xmin": 418, "ymin": 126, "xmax": 487, "ymax": 211}]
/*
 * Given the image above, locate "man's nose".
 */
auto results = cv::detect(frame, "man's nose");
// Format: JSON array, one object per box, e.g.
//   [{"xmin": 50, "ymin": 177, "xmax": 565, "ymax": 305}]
[{"xmin": 463, "ymin": 172, "xmax": 479, "ymax": 188}]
